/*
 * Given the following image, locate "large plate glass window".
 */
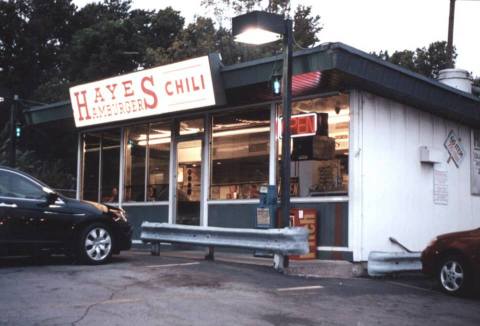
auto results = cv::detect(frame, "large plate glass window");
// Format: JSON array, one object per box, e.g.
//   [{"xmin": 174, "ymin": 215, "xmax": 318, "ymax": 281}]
[
  {"xmin": 277, "ymin": 94, "xmax": 350, "ymax": 197},
  {"xmin": 101, "ymin": 130, "xmax": 121, "ymax": 202},
  {"xmin": 124, "ymin": 125, "xmax": 148, "ymax": 202},
  {"xmin": 210, "ymin": 107, "xmax": 270, "ymax": 200},
  {"xmin": 83, "ymin": 133, "xmax": 101, "ymax": 201},
  {"xmin": 82, "ymin": 130, "xmax": 120, "ymax": 202},
  {"xmin": 148, "ymin": 122, "xmax": 171, "ymax": 201},
  {"xmin": 123, "ymin": 121, "xmax": 171, "ymax": 202}
]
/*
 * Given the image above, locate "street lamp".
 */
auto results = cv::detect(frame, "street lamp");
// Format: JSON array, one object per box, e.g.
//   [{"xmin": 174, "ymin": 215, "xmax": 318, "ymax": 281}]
[{"xmin": 232, "ymin": 11, "xmax": 293, "ymax": 228}]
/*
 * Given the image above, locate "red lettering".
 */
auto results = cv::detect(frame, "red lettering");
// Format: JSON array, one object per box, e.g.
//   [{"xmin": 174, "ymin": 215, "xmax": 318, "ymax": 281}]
[
  {"xmin": 200, "ymin": 74, "xmax": 205, "ymax": 89},
  {"xmin": 94, "ymin": 88, "xmax": 105, "ymax": 103},
  {"xmin": 123, "ymin": 80, "xmax": 134, "ymax": 97},
  {"xmin": 141, "ymin": 76, "xmax": 158, "ymax": 109},
  {"xmin": 191, "ymin": 76, "xmax": 200, "ymax": 91},
  {"xmin": 106, "ymin": 83, "xmax": 117, "ymax": 100},
  {"xmin": 290, "ymin": 117, "xmax": 298, "ymax": 134},
  {"xmin": 175, "ymin": 80, "xmax": 184, "ymax": 94},
  {"xmin": 185, "ymin": 78, "xmax": 190, "ymax": 92},
  {"xmin": 165, "ymin": 81, "xmax": 174, "ymax": 96},
  {"xmin": 298, "ymin": 116, "xmax": 307, "ymax": 133},
  {"xmin": 74, "ymin": 91, "xmax": 91, "ymax": 121}
]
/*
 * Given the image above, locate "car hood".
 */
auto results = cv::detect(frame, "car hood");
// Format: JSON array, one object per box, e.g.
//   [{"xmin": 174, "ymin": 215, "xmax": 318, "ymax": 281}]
[
  {"xmin": 437, "ymin": 228, "xmax": 480, "ymax": 240},
  {"xmin": 61, "ymin": 197, "xmax": 111, "ymax": 214},
  {"xmin": 83, "ymin": 200, "xmax": 109, "ymax": 213}
]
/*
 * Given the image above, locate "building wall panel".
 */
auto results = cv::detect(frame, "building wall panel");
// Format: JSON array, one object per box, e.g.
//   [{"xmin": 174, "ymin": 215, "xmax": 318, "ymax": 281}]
[{"xmin": 356, "ymin": 91, "xmax": 480, "ymax": 261}]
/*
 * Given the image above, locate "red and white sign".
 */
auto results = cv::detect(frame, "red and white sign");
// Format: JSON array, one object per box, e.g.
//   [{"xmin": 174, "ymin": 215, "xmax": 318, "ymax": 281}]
[
  {"xmin": 69, "ymin": 56, "xmax": 218, "ymax": 127},
  {"xmin": 278, "ymin": 113, "xmax": 317, "ymax": 138}
]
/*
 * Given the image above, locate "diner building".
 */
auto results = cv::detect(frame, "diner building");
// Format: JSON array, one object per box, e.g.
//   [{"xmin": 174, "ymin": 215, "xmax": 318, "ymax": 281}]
[{"xmin": 25, "ymin": 42, "xmax": 480, "ymax": 262}]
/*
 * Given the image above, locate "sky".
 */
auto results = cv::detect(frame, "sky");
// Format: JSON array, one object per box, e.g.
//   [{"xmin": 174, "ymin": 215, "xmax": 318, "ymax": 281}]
[{"xmin": 73, "ymin": 0, "xmax": 480, "ymax": 77}]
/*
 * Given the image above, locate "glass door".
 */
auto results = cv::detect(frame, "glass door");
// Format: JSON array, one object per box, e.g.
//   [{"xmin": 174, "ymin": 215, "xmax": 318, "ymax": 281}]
[{"xmin": 175, "ymin": 139, "xmax": 202, "ymax": 225}]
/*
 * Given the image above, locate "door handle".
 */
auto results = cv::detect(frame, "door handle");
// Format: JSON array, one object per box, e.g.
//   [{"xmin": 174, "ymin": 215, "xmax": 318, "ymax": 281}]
[{"xmin": 0, "ymin": 202, "xmax": 17, "ymax": 208}]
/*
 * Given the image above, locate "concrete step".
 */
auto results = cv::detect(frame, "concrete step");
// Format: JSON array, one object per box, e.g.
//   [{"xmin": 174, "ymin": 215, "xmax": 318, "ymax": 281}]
[
  {"xmin": 133, "ymin": 246, "xmax": 362, "ymax": 278},
  {"xmin": 285, "ymin": 259, "xmax": 357, "ymax": 279}
]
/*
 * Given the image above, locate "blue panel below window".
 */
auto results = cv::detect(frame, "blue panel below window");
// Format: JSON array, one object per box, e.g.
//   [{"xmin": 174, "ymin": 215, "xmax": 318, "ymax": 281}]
[
  {"xmin": 124, "ymin": 205, "xmax": 168, "ymax": 239},
  {"xmin": 208, "ymin": 204, "xmax": 258, "ymax": 228},
  {"xmin": 208, "ymin": 201, "xmax": 348, "ymax": 248}
]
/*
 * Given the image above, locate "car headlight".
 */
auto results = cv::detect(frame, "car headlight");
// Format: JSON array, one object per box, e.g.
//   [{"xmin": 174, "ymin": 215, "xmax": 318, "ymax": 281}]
[{"xmin": 110, "ymin": 208, "xmax": 127, "ymax": 222}]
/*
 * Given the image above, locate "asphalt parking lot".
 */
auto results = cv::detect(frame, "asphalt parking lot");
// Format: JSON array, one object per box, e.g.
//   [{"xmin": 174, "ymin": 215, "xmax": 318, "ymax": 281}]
[{"xmin": 1, "ymin": 250, "xmax": 479, "ymax": 326}]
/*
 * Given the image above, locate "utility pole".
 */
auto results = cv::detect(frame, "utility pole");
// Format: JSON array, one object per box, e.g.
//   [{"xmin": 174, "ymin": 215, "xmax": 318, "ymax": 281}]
[
  {"xmin": 447, "ymin": 0, "xmax": 456, "ymax": 68},
  {"xmin": 9, "ymin": 94, "xmax": 18, "ymax": 167}
]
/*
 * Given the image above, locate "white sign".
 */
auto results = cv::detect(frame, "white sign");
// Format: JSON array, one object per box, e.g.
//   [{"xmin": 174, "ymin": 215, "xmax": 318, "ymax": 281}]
[
  {"xmin": 471, "ymin": 130, "xmax": 480, "ymax": 195},
  {"xmin": 444, "ymin": 130, "xmax": 465, "ymax": 167},
  {"xmin": 433, "ymin": 167, "xmax": 448, "ymax": 205},
  {"xmin": 69, "ymin": 56, "xmax": 220, "ymax": 127}
]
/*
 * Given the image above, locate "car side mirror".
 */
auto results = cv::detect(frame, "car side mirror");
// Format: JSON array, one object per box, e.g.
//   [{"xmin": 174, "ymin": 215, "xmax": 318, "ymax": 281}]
[{"xmin": 45, "ymin": 192, "xmax": 59, "ymax": 205}]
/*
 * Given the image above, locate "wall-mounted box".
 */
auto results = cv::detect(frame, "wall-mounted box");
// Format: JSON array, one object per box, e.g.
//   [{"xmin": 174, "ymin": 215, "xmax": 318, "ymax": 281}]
[{"xmin": 419, "ymin": 146, "xmax": 444, "ymax": 164}]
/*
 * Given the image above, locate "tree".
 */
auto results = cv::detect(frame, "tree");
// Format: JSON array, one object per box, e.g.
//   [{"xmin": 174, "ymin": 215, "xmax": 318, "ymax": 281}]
[
  {"xmin": 0, "ymin": 124, "xmax": 75, "ymax": 193},
  {"xmin": 373, "ymin": 41, "xmax": 456, "ymax": 79},
  {"xmin": 472, "ymin": 77, "xmax": 479, "ymax": 87},
  {"xmin": 0, "ymin": 0, "xmax": 77, "ymax": 100},
  {"xmin": 201, "ymin": 0, "xmax": 322, "ymax": 50},
  {"xmin": 293, "ymin": 5, "xmax": 322, "ymax": 49}
]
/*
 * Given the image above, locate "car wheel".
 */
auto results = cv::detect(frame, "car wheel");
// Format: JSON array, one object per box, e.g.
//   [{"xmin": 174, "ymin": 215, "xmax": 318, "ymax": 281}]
[
  {"xmin": 437, "ymin": 255, "xmax": 472, "ymax": 296},
  {"xmin": 78, "ymin": 223, "xmax": 113, "ymax": 264}
]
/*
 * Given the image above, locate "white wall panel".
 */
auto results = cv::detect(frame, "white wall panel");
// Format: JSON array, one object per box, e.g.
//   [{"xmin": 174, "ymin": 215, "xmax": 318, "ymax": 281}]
[{"xmin": 354, "ymin": 91, "xmax": 480, "ymax": 261}]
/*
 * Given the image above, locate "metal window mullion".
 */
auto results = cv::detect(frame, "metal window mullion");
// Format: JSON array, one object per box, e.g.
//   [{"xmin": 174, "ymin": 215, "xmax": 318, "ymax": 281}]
[
  {"xmin": 200, "ymin": 113, "xmax": 210, "ymax": 227},
  {"xmin": 98, "ymin": 134, "xmax": 103, "ymax": 203},
  {"xmin": 168, "ymin": 120, "xmax": 178, "ymax": 224},
  {"xmin": 269, "ymin": 103, "xmax": 277, "ymax": 186},
  {"xmin": 76, "ymin": 133, "xmax": 83, "ymax": 200},
  {"xmin": 145, "ymin": 124, "xmax": 150, "ymax": 202},
  {"xmin": 118, "ymin": 128, "xmax": 125, "ymax": 208}
]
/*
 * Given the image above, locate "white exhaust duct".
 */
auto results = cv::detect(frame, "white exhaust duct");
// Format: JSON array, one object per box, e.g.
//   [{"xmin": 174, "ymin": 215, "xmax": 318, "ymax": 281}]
[{"xmin": 437, "ymin": 68, "xmax": 473, "ymax": 94}]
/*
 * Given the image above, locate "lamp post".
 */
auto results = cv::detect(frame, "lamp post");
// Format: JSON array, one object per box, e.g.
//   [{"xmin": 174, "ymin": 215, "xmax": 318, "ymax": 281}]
[
  {"xmin": 9, "ymin": 95, "xmax": 18, "ymax": 167},
  {"xmin": 232, "ymin": 11, "xmax": 293, "ymax": 228}
]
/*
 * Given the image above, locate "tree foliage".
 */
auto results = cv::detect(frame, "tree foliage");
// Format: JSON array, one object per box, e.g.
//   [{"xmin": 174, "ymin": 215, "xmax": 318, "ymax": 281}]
[
  {"xmin": 1, "ymin": 0, "xmax": 324, "ymax": 104},
  {"xmin": 0, "ymin": 124, "xmax": 75, "ymax": 193},
  {"xmin": 373, "ymin": 41, "xmax": 457, "ymax": 78},
  {"xmin": 473, "ymin": 77, "xmax": 480, "ymax": 87},
  {"xmin": 0, "ymin": 0, "xmax": 324, "ymax": 186}
]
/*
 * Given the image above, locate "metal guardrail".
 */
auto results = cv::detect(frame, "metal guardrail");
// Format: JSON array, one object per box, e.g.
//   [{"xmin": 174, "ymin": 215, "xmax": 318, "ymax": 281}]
[
  {"xmin": 140, "ymin": 222, "xmax": 309, "ymax": 271},
  {"xmin": 368, "ymin": 251, "xmax": 422, "ymax": 277}
]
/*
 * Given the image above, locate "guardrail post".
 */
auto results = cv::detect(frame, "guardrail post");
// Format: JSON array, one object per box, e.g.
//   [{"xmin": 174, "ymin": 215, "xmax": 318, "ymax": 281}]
[
  {"xmin": 273, "ymin": 254, "xmax": 289, "ymax": 272},
  {"xmin": 205, "ymin": 246, "xmax": 215, "ymax": 261},
  {"xmin": 151, "ymin": 242, "xmax": 160, "ymax": 256}
]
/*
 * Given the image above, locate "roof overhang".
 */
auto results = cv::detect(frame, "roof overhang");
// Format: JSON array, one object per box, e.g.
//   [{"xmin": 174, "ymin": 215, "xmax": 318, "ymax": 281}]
[{"xmin": 24, "ymin": 42, "xmax": 480, "ymax": 128}]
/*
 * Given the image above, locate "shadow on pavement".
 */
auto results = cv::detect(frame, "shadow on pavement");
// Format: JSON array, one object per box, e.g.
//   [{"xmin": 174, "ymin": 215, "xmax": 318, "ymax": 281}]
[{"xmin": 0, "ymin": 254, "xmax": 131, "ymax": 268}]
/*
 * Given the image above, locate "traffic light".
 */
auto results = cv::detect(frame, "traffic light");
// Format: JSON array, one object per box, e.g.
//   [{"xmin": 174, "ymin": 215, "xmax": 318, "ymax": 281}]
[
  {"xmin": 15, "ymin": 123, "xmax": 21, "ymax": 138},
  {"xmin": 271, "ymin": 74, "xmax": 282, "ymax": 96}
]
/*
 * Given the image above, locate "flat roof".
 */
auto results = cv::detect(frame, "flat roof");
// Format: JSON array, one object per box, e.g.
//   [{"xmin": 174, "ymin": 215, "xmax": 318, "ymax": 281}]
[{"xmin": 25, "ymin": 42, "xmax": 480, "ymax": 128}]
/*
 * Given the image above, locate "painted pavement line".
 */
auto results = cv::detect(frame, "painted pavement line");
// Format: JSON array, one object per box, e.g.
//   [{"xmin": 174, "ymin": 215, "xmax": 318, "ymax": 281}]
[
  {"xmin": 386, "ymin": 281, "xmax": 438, "ymax": 294},
  {"xmin": 144, "ymin": 262, "xmax": 201, "ymax": 268},
  {"xmin": 276, "ymin": 285, "xmax": 324, "ymax": 292}
]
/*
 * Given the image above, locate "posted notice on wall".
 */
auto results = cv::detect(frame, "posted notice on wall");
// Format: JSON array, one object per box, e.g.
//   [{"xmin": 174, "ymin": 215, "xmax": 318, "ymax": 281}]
[
  {"xmin": 433, "ymin": 166, "xmax": 448, "ymax": 205},
  {"xmin": 471, "ymin": 130, "xmax": 480, "ymax": 195}
]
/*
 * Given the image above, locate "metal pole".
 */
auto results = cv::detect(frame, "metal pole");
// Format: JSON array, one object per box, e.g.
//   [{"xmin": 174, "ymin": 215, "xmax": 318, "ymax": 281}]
[
  {"xmin": 447, "ymin": 0, "xmax": 456, "ymax": 68},
  {"xmin": 9, "ymin": 95, "xmax": 18, "ymax": 168},
  {"xmin": 281, "ymin": 19, "xmax": 293, "ymax": 228}
]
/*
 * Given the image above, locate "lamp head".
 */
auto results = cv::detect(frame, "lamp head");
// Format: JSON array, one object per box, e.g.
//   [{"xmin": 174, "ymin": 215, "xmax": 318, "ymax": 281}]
[{"xmin": 232, "ymin": 11, "xmax": 284, "ymax": 45}]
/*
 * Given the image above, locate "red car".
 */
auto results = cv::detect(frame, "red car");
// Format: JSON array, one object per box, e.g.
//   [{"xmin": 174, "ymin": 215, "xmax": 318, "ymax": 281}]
[{"xmin": 422, "ymin": 228, "xmax": 480, "ymax": 296}]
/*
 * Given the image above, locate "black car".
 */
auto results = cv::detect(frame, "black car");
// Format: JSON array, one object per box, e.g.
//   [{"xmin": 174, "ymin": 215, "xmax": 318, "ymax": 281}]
[{"xmin": 0, "ymin": 166, "xmax": 132, "ymax": 264}]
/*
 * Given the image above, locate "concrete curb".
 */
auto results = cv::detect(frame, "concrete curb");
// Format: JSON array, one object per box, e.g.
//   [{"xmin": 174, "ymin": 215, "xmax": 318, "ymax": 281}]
[{"xmin": 131, "ymin": 246, "xmax": 362, "ymax": 279}]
